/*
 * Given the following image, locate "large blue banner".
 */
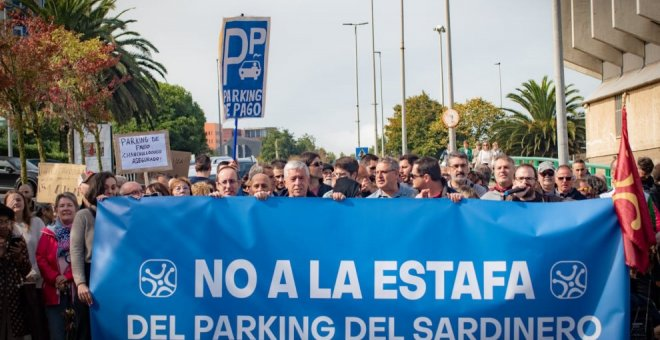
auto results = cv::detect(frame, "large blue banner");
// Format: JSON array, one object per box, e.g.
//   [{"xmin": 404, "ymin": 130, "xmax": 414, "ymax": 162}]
[
  {"xmin": 91, "ymin": 198, "xmax": 627, "ymax": 339},
  {"xmin": 219, "ymin": 16, "xmax": 270, "ymax": 120}
]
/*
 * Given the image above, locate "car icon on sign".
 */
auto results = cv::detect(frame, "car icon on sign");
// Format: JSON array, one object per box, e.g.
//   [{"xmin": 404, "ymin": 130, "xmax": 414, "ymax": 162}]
[{"xmin": 239, "ymin": 60, "xmax": 261, "ymax": 80}]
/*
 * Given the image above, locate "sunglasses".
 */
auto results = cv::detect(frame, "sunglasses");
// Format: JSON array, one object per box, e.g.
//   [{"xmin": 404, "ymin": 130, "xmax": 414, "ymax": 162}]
[
  {"xmin": 557, "ymin": 176, "xmax": 573, "ymax": 181},
  {"xmin": 310, "ymin": 161, "xmax": 323, "ymax": 167},
  {"xmin": 540, "ymin": 171, "xmax": 555, "ymax": 177}
]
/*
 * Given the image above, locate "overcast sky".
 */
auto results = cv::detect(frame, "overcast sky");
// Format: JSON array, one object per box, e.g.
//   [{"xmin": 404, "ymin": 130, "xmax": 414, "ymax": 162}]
[{"xmin": 117, "ymin": 0, "xmax": 601, "ymax": 156}]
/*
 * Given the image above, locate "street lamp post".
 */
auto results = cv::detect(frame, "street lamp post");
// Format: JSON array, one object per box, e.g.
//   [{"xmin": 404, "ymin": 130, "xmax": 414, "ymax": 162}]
[
  {"xmin": 433, "ymin": 25, "xmax": 446, "ymax": 107},
  {"xmin": 343, "ymin": 22, "xmax": 368, "ymax": 149},
  {"xmin": 495, "ymin": 62, "xmax": 503, "ymax": 110},
  {"xmin": 400, "ymin": 0, "xmax": 408, "ymax": 155},
  {"xmin": 444, "ymin": 0, "xmax": 456, "ymax": 152},
  {"xmin": 369, "ymin": 0, "xmax": 379, "ymax": 156},
  {"xmin": 375, "ymin": 51, "xmax": 385, "ymax": 157}
]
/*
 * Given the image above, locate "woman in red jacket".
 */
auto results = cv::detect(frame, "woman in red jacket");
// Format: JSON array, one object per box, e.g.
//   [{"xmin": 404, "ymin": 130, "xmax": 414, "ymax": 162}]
[{"xmin": 36, "ymin": 192, "xmax": 78, "ymax": 340}]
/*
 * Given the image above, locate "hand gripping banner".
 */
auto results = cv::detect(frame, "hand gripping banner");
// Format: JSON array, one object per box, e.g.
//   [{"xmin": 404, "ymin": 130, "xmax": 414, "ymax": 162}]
[{"xmin": 91, "ymin": 197, "xmax": 627, "ymax": 339}]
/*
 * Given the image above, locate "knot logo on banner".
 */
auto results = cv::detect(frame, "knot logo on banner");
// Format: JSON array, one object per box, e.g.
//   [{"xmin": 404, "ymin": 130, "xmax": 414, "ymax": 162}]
[
  {"xmin": 139, "ymin": 259, "xmax": 177, "ymax": 298},
  {"xmin": 550, "ymin": 261, "xmax": 587, "ymax": 299}
]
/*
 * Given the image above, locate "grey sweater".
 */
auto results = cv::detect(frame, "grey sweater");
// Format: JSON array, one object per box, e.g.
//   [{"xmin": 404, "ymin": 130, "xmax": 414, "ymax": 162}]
[{"xmin": 70, "ymin": 208, "xmax": 95, "ymax": 285}]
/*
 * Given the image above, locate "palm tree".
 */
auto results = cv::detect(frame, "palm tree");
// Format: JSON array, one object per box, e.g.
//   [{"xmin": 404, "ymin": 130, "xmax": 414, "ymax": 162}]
[
  {"xmin": 22, "ymin": 0, "xmax": 166, "ymax": 125},
  {"xmin": 492, "ymin": 76, "xmax": 585, "ymax": 158}
]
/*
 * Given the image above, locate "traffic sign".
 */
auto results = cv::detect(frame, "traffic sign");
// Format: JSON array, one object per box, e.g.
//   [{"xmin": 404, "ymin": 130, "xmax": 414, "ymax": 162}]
[
  {"xmin": 355, "ymin": 147, "xmax": 368, "ymax": 160},
  {"xmin": 219, "ymin": 16, "xmax": 270, "ymax": 121}
]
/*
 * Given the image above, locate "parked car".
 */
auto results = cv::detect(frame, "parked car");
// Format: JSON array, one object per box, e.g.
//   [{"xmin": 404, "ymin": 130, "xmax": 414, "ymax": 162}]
[
  {"xmin": 26, "ymin": 158, "xmax": 59, "ymax": 168},
  {"xmin": 0, "ymin": 156, "xmax": 39, "ymax": 193}
]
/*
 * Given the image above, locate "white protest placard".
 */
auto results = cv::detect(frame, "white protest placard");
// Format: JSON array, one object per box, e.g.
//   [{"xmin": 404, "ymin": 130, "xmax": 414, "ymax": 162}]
[{"xmin": 113, "ymin": 130, "xmax": 172, "ymax": 173}]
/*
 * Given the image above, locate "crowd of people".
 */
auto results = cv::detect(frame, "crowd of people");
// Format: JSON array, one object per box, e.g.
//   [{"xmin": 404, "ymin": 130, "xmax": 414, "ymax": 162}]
[{"xmin": 1, "ymin": 144, "xmax": 660, "ymax": 339}]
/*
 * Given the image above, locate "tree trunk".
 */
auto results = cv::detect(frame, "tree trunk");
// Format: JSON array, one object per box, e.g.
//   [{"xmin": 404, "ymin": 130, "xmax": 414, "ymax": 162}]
[
  {"xmin": 78, "ymin": 128, "xmax": 86, "ymax": 166},
  {"xmin": 93, "ymin": 127, "xmax": 103, "ymax": 172},
  {"xmin": 67, "ymin": 125, "xmax": 74, "ymax": 163},
  {"xmin": 34, "ymin": 122, "xmax": 46, "ymax": 163},
  {"xmin": 14, "ymin": 108, "xmax": 27, "ymax": 185}
]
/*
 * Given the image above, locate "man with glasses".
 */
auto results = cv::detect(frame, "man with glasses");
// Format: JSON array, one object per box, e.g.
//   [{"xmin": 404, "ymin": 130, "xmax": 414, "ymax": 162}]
[
  {"xmin": 446, "ymin": 152, "xmax": 487, "ymax": 197},
  {"xmin": 301, "ymin": 152, "xmax": 332, "ymax": 197},
  {"xmin": 215, "ymin": 165, "xmax": 240, "ymax": 197},
  {"xmin": 555, "ymin": 165, "xmax": 586, "ymax": 200},
  {"xmin": 506, "ymin": 164, "xmax": 563, "ymax": 202},
  {"xmin": 119, "ymin": 181, "xmax": 144, "ymax": 199},
  {"xmin": 410, "ymin": 157, "xmax": 457, "ymax": 199},
  {"xmin": 537, "ymin": 161, "xmax": 558, "ymax": 196},
  {"xmin": 367, "ymin": 157, "xmax": 417, "ymax": 198}
]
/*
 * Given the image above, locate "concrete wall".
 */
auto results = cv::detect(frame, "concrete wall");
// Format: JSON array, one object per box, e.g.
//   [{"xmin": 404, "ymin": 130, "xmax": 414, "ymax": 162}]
[{"xmin": 585, "ymin": 82, "xmax": 660, "ymax": 164}]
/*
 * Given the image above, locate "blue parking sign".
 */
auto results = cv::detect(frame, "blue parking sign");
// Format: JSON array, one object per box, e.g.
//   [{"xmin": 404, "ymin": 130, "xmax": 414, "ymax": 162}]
[{"xmin": 219, "ymin": 17, "xmax": 270, "ymax": 120}]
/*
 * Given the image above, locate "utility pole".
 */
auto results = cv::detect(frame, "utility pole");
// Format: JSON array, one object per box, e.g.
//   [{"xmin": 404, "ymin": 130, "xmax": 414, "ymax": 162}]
[
  {"xmin": 552, "ymin": 0, "xmax": 569, "ymax": 165},
  {"xmin": 343, "ymin": 22, "xmax": 368, "ymax": 148}
]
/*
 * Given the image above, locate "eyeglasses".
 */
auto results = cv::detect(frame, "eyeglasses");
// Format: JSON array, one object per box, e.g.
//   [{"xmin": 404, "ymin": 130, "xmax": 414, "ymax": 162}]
[
  {"xmin": 450, "ymin": 163, "xmax": 469, "ymax": 169},
  {"xmin": 578, "ymin": 186, "xmax": 592, "ymax": 193},
  {"xmin": 333, "ymin": 172, "xmax": 349, "ymax": 179},
  {"xmin": 375, "ymin": 169, "xmax": 397, "ymax": 176},
  {"xmin": 410, "ymin": 173, "xmax": 423, "ymax": 179},
  {"xmin": 540, "ymin": 171, "xmax": 555, "ymax": 177},
  {"xmin": 515, "ymin": 177, "xmax": 536, "ymax": 182},
  {"xmin": 557, "ymin": 176, "xmax": 573, "ymax": 181}
]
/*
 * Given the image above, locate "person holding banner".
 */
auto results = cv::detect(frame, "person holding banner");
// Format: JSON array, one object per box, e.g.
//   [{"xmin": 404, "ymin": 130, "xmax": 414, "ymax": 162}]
[
  {"xmin": 300, "ymin": 152, "xmax": 332, "ymax": 197},
  {"xmin": 247, "ymin": 173, "xmax": 272, "ymax": 200},
  {"xmin": 283, "ymin": 160, "xmax": 312, "ymax": 198},
  {"xmin": 71, "ymin": 171, "xmax": 117, "ymax": 340},
  {"xmin": 213, "ymin": 166, "xmax": 240, "ymax": 197},
  {"xmin": 367, "ymin": 157, "xmax": 417, "ymax": 198},
  {"xmin": 36, "ymin": 192, "xmax": 79, "ymax": 340}
]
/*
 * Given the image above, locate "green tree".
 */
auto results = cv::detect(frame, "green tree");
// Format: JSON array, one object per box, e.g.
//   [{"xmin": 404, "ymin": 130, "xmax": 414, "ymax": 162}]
[
  {"xmin": 259, "ymin": 129, "xmax": 298, "ymax": 162},
  {"xmin": 24, "ymin": 0, "xmax": 167, "ymax": 125},
  {"xmin": 491, "ymin": 76, "xmax": 585, "ymax": 157},
  {"xmin": 114, "ymin": 83, "xmax": 208, "ymax": 154},
  {"xmin": 384, "ymin": 92, "xmax": 446, "ymax": 157},
  {"xmin": 451, "ymin": 97, "xmax": 504, "ymax": 145},
  {"xmin": 295, "ymin": 134, "xmax": 316, "ymax": 154}
]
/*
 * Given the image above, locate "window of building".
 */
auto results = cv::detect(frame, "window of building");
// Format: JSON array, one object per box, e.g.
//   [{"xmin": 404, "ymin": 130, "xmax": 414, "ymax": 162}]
[{"xmin": 614, "ymin": 94, "xmax": 622, "ymax": 138}]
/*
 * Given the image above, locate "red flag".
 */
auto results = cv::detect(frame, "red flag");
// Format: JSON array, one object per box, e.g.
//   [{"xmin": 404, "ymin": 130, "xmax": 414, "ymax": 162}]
[{"xmin": 613, "ymin": 104, "xmax": 655, "ymax": 273}]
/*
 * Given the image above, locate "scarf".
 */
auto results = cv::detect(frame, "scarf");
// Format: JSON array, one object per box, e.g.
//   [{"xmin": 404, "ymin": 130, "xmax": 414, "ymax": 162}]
[
  {"xmin": 491, "ymin": 183, "xmax": 511, "ymax": 193},
  {"xmin": 54, "ymin": 219, "xmax": 72, "ymax": 259}
]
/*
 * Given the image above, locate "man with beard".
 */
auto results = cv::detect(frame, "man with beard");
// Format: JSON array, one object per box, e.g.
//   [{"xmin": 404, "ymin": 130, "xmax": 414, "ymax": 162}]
[
  {"xmin": 410, "ymin": 157, "xmax": 457, "ymax": 199},
  {"xmin": 398, "ymin": 154, "xmax": 419, "ymax": 186},
  {"xmin": 446, "ymin": 152, "xmax": 487, "ymax": 197},
  {"xmin": 505, "ymin": 164, "xmax": 562, "ymax": 202}
]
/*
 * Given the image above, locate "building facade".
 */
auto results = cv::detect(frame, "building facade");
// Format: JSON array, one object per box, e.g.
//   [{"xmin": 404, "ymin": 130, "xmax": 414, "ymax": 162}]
[
  {"xmin": 561, "ymin": 0, "xmax": 660, "ymax": 164},
  {"xmin": 204, "ymin": 123, "xmax": 275, "ymax": 158}
]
